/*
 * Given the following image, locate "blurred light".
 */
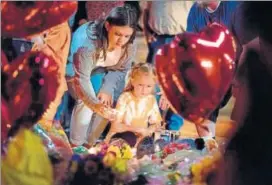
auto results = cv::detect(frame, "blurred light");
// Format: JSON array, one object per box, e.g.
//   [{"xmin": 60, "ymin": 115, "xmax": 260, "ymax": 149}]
[
  {"xmin": 156, "ymin": 49, "xmax": 162, "ymax": 56},
  {"xmin": 223, "ymin": 53, "xmax": 233, "ymax": 63},
  {"xmin": 39, "ymin": 78, "xmax": 45, "ymax": 86},
  {"xmin": 35, "ymin": 56, "xmax": 41, "ymax": 63},
  {"xmin": 170, "ymin": 43, "xmax": 175, "ymax": 48},
  {"xmin": 88, "ymin": 147, "xmax": 98, "ymax": 154},
  {"xmin": 201, "ymin": 60, "xmax": 213, "ymax": 68},
  {"xmin": 172, "ymin": 74, "xmax": 184, "ymax": 93},
  {"xmin": 18, "ymin": 64, "xmax": 24, "ymax": 70},
  {"xmin": 43, "ymin": 58, "xmax": 49, "ymax": 68},
  {"xmin": 12, "ymin": 70, "xmax": 18, "ymax": 78},
  {"xmin": 25, "ymin": 8, "xmax": 39, "ymax": 21},
  {"xmin": 15, "ymin": 95, "xmax": 21, "ymax": 104},
  {"xmin": 197, "ymin": 32, "xmax": 225, "ymax": 47}
]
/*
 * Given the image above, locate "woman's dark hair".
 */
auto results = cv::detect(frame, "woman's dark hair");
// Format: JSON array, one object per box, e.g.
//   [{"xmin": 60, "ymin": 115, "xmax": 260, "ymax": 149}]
[{"xmin": 96, "ymin": 5, "xmax": 138, "ymax": 64}]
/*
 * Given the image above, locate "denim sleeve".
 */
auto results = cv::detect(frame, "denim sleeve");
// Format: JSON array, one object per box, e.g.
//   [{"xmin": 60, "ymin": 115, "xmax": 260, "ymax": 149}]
[
  {"xmin": 186, "ymin": 3, "xmax": 198, "ymax": 33},
  {"xmin": 66, "ymin": 22, "xmax": 90, "ymax": 77},
  {"xmin": 99, "ymin": 43, "xmax": 136, "ymax": 96}
]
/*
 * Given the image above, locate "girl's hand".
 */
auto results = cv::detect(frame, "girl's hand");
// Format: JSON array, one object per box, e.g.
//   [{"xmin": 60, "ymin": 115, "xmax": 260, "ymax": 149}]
[
  {"xmin": 159, "ymin": 94, "xmax": 170, "ymax": 111},
  {"xmin": 97, "ymin": 92, "xmax": 113, "ymax": 107}
]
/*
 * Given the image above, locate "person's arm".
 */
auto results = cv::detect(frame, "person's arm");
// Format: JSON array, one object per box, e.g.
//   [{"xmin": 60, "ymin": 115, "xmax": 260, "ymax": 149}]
[
  {"xmin": 149, "ymin": 96, "xmax": 163, "ymax": 131},
  {"xmin": 186, "ymin": 3, "xmax": 198, "ymax": 33},
  {"xmin": 66, "ymin": 22, "xmax": 90, "ymax": 77},
  {"xmin": 73, "ymin": 47, "xmax": 115, "ymax": 119},
  {"xmin": 142, "ymin": 2, "xmax": 156, "ymax": 43},
  {"xmin": 99, "ymin": 43, "xmax": 136, "ymax": 98}
]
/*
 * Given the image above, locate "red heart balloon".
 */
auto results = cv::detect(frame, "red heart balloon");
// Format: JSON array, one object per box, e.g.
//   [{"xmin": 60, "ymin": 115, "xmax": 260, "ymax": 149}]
[
  {"xmin": 1, "ymin": 1, "xmax": 77, "ymax": 38},
  {"xmin": 1, "ymin": 51, "xmax": 59, "ymax": 126},
  {"xmin": 155, "ymin": 23, "xmax": 236, "ymax": 124}
]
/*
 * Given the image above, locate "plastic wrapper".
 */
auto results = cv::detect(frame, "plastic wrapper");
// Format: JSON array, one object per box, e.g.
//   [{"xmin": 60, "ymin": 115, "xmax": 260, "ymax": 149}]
[
  {"xmin": 72, "ymin": 146, "xmax": 89, "ymax": 154},
  {"xmin": 33, "ymin": 124, "xmax": 72, "ymax": 159}
]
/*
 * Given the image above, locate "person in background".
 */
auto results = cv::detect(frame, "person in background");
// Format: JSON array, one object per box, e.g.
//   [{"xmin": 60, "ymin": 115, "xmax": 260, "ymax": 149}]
[
  {"xmin": 1, "ymin": 37, "xmax": 33, "ymax": 62},
  {"xmin": 186, "ymin": 0, "xmax": 256, "ymax": 138},
  {"xmin": 30, "ymin": 21, "xmax": 72, "ymax": 144},
  {"xmin": 143, "ymin": 1, "xmax": 193, "ymax": 133},
  {"xmin": 67, "ymin": 6, "xmax": 138, "ymax": 147},
  {"xmin": 214, "ymin": 3, "xmax": 272, "ymax": 185},
  {"xmin": 69, "ymin": 1, "xmax": 88, "ymax": 32},
  {"xmin": 86, "ymin": 1, "xmax": 124, "ymax": 21}
]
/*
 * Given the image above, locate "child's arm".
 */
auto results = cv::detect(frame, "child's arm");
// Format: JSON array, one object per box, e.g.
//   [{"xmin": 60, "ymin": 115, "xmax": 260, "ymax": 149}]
[
  {"xmin": 149, "ymin": 97, "xmax": 164, "ymax": 131},
  {"xmin": 106, "ymin": 93, "xmax": 141, "ymax": 141}
]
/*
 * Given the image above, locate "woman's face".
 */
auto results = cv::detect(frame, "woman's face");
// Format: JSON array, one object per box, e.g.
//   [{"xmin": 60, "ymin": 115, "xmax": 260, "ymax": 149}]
[
  {"xmin": 105, "ymin": 22, "xmax": 134, "ymax": 49},
  {"xmin": 131, "ymin": 73, "xmax": 156, "ymax": 98}
]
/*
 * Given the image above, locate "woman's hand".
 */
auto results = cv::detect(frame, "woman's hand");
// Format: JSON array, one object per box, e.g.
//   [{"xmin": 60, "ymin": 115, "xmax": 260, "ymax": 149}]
[
  {"xmin": 97, "ymin": 92, "xmax": 113, "ymax": 107},
  {"xmin": 99, "ymin": 106, "xmax": 118, "ymax": 121}
]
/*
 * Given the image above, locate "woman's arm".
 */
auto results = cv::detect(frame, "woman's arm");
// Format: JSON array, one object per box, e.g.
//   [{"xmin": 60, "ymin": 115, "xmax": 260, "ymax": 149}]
[{"xmin": 73, "ymin": 47, "xmax": 115, "ymax": 119}]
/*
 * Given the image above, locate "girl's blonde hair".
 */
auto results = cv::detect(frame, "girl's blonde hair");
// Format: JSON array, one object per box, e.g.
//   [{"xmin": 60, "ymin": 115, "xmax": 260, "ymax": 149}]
[{"xmin": 124, "ymin": 63, "xmax": 157, "ymax": 92}]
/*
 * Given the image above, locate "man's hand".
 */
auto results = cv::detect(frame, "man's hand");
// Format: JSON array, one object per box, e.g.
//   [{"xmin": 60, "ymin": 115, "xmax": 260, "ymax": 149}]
[{"xmin": 97, "ymin": 92, "xmax": 113, "ymax": 107}]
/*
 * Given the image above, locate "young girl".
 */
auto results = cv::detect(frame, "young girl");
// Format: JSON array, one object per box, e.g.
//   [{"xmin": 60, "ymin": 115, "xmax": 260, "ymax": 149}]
[{"xmin": 105, "ymin": 63, "xmax": 163, "ymax": 145}]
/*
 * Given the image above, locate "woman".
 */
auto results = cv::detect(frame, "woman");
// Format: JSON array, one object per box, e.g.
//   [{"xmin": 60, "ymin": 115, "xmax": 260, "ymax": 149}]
[{"xmin": 67, "ymin": 5, "xmax": 138, "ymax": 147}]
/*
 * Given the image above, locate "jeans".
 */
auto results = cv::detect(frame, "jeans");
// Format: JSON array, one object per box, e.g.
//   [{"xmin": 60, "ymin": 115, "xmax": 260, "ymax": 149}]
[{"xmin": 149, "ymin": 34, "xmax": 184, "ymax": 131}]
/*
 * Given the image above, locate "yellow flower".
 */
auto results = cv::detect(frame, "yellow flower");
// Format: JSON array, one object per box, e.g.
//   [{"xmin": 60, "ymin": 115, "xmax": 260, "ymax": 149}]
[
  {"xmin": 121, "ymin": 144, "xmax": 133, "ymax": 159},
  {"xmin": 191, "ymin": 163, "xmax": 203, "ymax": 176},
  {"xmin": 107, "ymin": 145, "xmax": 121, "ymax": 158},
  {"xmin": 201, "ymin": 157, "xmax": 214, "ymax": 169},
  {"xmin": 112, "ymin": 158, "xmax": 128, "ymax": 174},
  {"xmin": 103, "ymin": 152, "xmax": 117, "ymax": 167},
  {"xmin": 191, "ymin": 153, "xmax": 222, "ymax": 184},
  {"xmin": 168, "ymin": 172, "xmax": 182, "ymax": 184},
  {"xmin": 70, "ymin": 161, "xmax": 78, "ymax": 173}
]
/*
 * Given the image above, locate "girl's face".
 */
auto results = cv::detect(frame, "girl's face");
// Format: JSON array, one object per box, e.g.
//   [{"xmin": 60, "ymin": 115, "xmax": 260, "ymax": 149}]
[
  {"xmin": 105, "ymin": 22, "xmax": 134, "ymax": 49},
  {"xmin": 131, "ymin": 73, "xmax": 156, "ymax": 98}
]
